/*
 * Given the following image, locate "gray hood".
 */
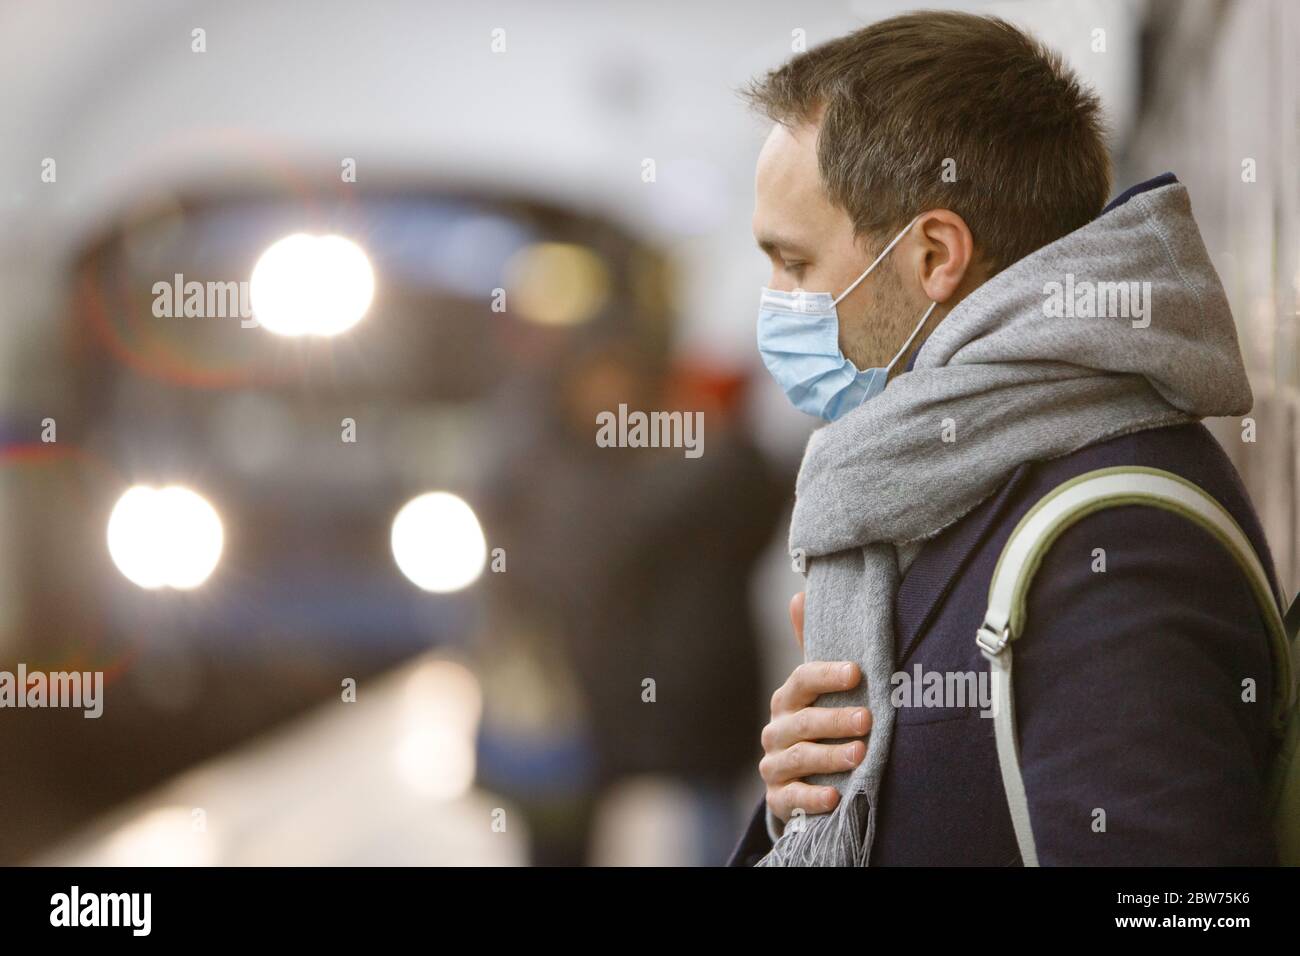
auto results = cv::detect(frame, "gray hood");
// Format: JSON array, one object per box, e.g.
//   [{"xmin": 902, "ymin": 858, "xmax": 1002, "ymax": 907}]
[
  {"xmin": 790, "ymin": 180, "xmax": 1253, "ymax": 557},
  {"xmin": 917, "ymin": 179, "xmax": 1251, "ymax": 417}
]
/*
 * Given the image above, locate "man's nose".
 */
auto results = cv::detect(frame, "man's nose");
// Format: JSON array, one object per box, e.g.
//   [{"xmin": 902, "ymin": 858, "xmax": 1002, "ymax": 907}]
[{"xmin": 769, "ymin": 271, "xmax": 799, "ymax": 293}]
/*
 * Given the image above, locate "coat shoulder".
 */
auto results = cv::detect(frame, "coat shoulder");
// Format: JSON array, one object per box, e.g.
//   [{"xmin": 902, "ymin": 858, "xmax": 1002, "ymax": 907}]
[{"xmin": 1014, "ymin": 421, "xmax": 1277, "ymax": 594}]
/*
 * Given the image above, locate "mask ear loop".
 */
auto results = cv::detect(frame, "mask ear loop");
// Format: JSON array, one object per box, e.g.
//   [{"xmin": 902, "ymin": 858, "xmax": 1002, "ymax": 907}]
[
  {"xmin": 885, "ymin": 301, "xmax": 938, "ymax": 374},
  {"xmin": 832, "ymin": 213, "xmax": 924, "ymax": 307}
]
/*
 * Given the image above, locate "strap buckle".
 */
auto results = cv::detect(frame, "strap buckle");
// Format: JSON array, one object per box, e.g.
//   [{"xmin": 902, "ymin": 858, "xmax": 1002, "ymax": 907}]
[{"xmin": 976, "ymin": 620, "xmax": 1011, "ymax": 656}]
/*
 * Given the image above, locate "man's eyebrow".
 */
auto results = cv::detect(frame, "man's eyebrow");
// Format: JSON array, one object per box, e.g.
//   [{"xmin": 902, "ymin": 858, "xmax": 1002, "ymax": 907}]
[{"xmin": 755, "ymin": 233, "xmax": 813, "ymax": 257}]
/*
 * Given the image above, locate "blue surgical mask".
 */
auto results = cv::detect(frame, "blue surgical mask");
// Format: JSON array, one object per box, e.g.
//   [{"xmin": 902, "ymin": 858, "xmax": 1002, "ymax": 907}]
[{"xmin": 757, "ymin": 215, "xmax": 937, "ymax": 421}]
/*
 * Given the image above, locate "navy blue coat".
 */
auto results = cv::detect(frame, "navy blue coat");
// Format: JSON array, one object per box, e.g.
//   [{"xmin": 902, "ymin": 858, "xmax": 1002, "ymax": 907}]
[{"xmin": 728, "ymin": 421, "xmax": 1282, "ymax": 865}]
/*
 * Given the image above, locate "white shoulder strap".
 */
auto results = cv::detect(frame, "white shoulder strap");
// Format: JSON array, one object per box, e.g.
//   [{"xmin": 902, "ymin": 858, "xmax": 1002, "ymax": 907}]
[{"xmin": 979, "ymin": 466, "xmax": 1293, "ymax": 867}]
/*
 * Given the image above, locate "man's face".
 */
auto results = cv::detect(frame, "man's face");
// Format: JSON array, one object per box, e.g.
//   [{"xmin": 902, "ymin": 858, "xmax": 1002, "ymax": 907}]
[{"xmin": 753, "ymin": 120, "xmax": 914, "ymax": 372}]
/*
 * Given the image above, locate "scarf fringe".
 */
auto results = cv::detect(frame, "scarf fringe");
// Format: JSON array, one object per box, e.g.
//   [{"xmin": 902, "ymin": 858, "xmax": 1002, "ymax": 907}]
[{"xmin": 755, "ymin": 791, "xmax": 872, "ymax": 867}]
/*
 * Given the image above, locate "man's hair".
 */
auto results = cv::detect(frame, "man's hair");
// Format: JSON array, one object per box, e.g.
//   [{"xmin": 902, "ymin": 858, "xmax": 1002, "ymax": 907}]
[{"xmin": 743, "ymin": 11, "xmax": 1112, "ymax": 273}]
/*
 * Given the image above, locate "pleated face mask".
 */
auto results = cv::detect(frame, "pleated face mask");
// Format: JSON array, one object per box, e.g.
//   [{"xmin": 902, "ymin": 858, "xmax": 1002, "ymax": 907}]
[{"xmin": 757, "ymin": 214, "xmax": 936, "ymax": 421}]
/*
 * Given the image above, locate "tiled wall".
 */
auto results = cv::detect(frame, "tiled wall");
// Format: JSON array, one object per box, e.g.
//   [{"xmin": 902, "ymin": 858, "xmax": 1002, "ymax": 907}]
[{"xmin": 1125, "ymin": 0, "xmax": 1300, "ymax": 594}]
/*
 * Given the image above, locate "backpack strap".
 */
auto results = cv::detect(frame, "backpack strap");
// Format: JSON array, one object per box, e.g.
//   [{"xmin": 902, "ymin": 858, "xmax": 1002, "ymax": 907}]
[{"xmin": 978, "ymin": 465, "xmax": 1295, "ymax": 867}]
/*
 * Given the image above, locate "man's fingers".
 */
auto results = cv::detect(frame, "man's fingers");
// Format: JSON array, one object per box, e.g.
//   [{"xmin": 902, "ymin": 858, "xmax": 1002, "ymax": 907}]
[
  {"xmin": 762, "ymin": 705, "xmax": 871, "ymax": 752},
  {"xmin": 770, "ymin": 660, "xmax": 861, "ymax": 713},
  {"xmin": 759, "ymin": 739, "xmax": 865, "ymax": 786},
  {"xmin": 790, "ymin": 591, "xmax": 805, "ymax": 651},
  {"xmin": 767, "ymin": 781, "xmax": 840, "ymax": 823}
]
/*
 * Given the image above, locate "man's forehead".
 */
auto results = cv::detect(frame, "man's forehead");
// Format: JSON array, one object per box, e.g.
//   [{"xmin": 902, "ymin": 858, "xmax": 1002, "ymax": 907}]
[
  {"xmin": 754, "ymin": 121, "xmax": 835, "ymax": 248},
  {"xmin": 756, "ymin": 121, "xmax": 820, "ymax": 184}
]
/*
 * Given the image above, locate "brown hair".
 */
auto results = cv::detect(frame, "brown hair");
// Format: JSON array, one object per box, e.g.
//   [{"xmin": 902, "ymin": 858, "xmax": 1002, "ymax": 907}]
[{"xmin": 742, "ymin": 11, "xmax": 1112, "ymax": 273}]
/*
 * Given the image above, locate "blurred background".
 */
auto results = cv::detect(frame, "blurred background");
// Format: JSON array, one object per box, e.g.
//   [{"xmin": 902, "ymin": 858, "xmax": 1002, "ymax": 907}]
[{"xmin": 0, "ymin": 0, "xmax": 1294, "ymax": 866}]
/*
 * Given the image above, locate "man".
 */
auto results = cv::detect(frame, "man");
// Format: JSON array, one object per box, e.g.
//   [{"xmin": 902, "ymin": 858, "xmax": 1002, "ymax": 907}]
[{"xmin": 730, "ymin": 11, "xmax": 1281, "ymax": 865}]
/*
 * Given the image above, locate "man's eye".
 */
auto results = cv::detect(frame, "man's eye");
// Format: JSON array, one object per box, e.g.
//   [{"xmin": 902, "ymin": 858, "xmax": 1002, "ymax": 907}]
[{"xmin": 784, "ymin": 261, "xmax": 807, "ymax": 276}]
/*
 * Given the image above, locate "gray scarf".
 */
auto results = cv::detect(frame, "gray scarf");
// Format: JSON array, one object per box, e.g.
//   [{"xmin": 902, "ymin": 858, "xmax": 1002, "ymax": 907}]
[{"xmin": 758, "ymin": 182, "xmax": 1252, "ymax": 865}]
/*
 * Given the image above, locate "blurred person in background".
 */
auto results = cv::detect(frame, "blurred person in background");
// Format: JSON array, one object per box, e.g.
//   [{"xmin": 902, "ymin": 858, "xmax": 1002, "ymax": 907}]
[{"xmin": 478, "ymin": 331, "xmax": 786, "ymax": 865}]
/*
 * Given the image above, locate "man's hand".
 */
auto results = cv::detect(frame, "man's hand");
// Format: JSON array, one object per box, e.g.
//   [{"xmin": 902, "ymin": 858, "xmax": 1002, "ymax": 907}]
[{"xmin": 760, "ymin": 592, "xmax": 870, "ymax": 823}]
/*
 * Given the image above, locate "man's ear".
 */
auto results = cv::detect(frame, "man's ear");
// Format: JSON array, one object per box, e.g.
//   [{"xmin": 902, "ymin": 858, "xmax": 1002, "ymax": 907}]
[{"xmin": 907, "ymin": 210, "xmax": 977, "ymax": 305}]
